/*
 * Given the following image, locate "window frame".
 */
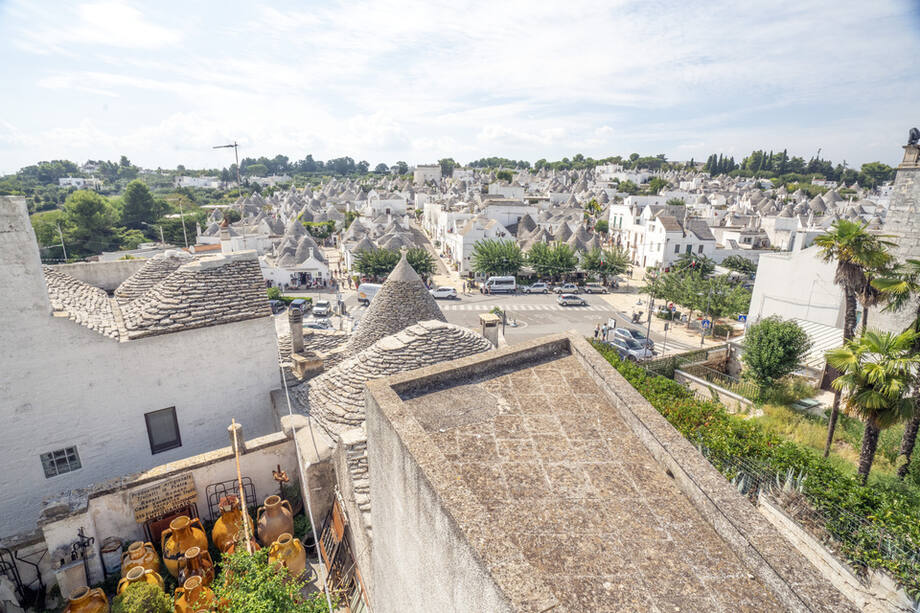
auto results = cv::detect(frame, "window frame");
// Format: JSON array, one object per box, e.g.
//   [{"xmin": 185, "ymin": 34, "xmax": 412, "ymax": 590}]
[
  {"xmin": 40, "ymin": 446, "xmax": 82, "ymax": 478},
  {"xmin": 144, "ymin": 407, "xmax": 182, "ymax": 455}
]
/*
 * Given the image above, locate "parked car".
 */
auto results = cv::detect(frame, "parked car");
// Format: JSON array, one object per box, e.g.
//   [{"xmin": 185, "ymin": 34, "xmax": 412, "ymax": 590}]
[
  {"xmin": 268, "ymin": 299, "xmax": 286, "ymax": 314},
  {"xmin": 482, "ymin": 276, "xmax": 517, "ymax": 294},
  {"xmin": 357, "ymin": 283, "xmax": 382, "ymax": 306},
  {"xmin": 553, "ymin": 283, "xmax": 580, "ymax": 294},
  {"xmin": 612, "ymin": 326, "xmax": 655, "ymax": 349},
  {"xmin": 583, "ymin": 282, "xmax": 607, "ymax": 294},
  {"xmin": 522, "ymin": 282, "xmax": 550, "ymax": 294},
  {"xmin": 430, "ymin": 286, "xmax": 458, "ymax": 300},
  {"xmin": 556, "ymin": 293, "xmax": 587, "ymax": 306},
  {"xmin": 304, "ymin": 318, "xmax": 332, "ymax": 330},
  {"xmin": 288, "ymin": 298, "xmax": 310, "ymax": 313},
  {"xmin": 312, "ymin": 300, "xmax": 331, "ymax": 317},
  {"xmin": 607, "ymin": 336, "xmax": 654, "ymax": 361}
]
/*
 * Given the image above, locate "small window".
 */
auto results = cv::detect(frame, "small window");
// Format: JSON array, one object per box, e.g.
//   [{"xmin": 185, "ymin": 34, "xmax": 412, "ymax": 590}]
[
  {"xmin": 145, "ymin": 407, "xmax": 182, "ymax": 454},
  {"xmin": 41, "ymin": 446, "xmax": 81, "ymax": 478},
  {"xmin": 698, "ymin": 245, "xmax": 704, "ymax": 254},
  {"xmin": 686, "ymin": 244, "xmax": 693, "ymax": 255},
  {"xmin": 674, "ymin": 244, "xmax": 680, "ymax": 254}
]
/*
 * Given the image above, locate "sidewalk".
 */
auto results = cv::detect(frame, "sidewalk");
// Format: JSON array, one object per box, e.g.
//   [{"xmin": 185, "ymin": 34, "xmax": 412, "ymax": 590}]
[{"xmin": 597, "ymin": 285, "xmax": 724, "ymax": 352}]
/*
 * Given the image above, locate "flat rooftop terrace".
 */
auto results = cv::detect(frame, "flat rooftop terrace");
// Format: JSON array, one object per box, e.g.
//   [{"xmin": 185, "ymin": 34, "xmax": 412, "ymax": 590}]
[{"xmin": 366, "ymin": 334, "xmax": 856, "ymax": 613}]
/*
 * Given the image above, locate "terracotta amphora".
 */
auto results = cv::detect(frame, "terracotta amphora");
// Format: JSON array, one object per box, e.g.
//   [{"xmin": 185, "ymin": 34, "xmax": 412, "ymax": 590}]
[
  {"xmin": 211, "ymin": 495, "xmax": 254, "ymax": 553},
  {"xmin": 268, "ymin": 532, "xmax": 307, "ymax": 580},
  {"xmin": 173, "ymin": 575, "xmax": 215, "ymax": 613},
  {"xmin": 161, "ymin": 515, "xmax": 209, "ymax": 579},
  {"xmin": 64, "ymin": 586, "xmax": 109, "ymax": 613},
  {"xmin": 121, "ymin": 541, "xmax": 161, "ymax": 577},
  {"xmin": 177, "ymin": 546, "xmax": 214, "ymax": 587},
  {"xmin": 116, "ymin": 565, "xmax": 165, "ymax": 595},
  {"xmin": 256, "ymin": 495, "xmax": 293, "ymax": 547}
]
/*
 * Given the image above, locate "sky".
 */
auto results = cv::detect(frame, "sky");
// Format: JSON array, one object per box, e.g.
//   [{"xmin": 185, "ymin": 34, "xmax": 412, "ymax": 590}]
[{"xmin": 1, "ymin": 0, "xmax": 919, "ymax": 173}]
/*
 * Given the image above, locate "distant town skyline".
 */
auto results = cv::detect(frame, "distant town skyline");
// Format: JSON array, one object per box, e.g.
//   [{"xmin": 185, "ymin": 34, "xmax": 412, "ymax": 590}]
[{"xmin": 1, "ymin": 0, "xmax": 919, "ymax": 173}]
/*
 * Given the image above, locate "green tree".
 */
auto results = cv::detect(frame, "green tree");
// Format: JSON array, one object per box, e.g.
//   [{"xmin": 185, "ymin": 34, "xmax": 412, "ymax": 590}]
[
  {"xmin": 873, "ymin": 258, "xmax": 920, "ymax": 478},
  {"xmin": 121, "ymin": 180, "xmax": 163, "ymax": 229},
  {"xmin": 742, "ymin": 317, "xmax": 810, "ymax": 396},
  {"xmin": 438, "ymin": 158, "xmax": 457, "ymax": 177},
  {"xmin": 815, "ymin": 220, "xmax": 894, "ymax": 457},
  {"xmin": 672, "ymin": 252, "xmax": 715, "ymax": 276},
  {"xmin": 581, "ymin": 246, "xmax": 629, "ymax": 284},
  {"xmin": 594, "ymin": 219, "xmax": 609, "ymax": 234},
  {"xmin": 62, "ymin": 189, "xmax": 120, "ymax": 256},
  {"xmin": 353, "ymin": 247, "xmax": 433, "ymax": 280},
  {"xmin": 527, "ymin": 242, "xmax": 577, "ymax": 279},
  {"xmin": 665, "ymin": 197, "xmax": 685, "ymax": 207},
  {"xmin": 858, "ymin": 162, "xmax": 894, "ymax": 189},
  {"xmin": 30, "ymin": 209, "xmax": 68, "ymax": 247},
  {"xmin": 112, "ymin": 583, "xmax": 172, "ymax": 613},
  {"xmin": 721, "ymin": 255, "xmax": 757, "ymax": 275},
  {"xmin": 393, "ymin": 161, "xmax": 409, "ymax": 175},
  {"xmin": 617, "ymin": 180, "xmax": 639, "ymax": 195},
  {"xmin": 647, "ymin": 177, "xmax": 668, "ymax": 194},
  {"xmin": 374, "ymin": 163, "xmax": 389, "ymax": 174},
  {"xmin": 495, "ymin": 169, "xmax": 513, "ymax": 182},
  {"xmin": 245, "ymin": 163, "xmax": 269, "ymax": 177},
  {"xmin": 213, "ymin": 547, "xmax": 333, "ymax": 613},
  {"xmin": 827, "ymin": 329, "xmax": 919, "ymax": 484},
  {"xmin": 470, "ymin": 239, "xmax": 524, "ymax": 277}
]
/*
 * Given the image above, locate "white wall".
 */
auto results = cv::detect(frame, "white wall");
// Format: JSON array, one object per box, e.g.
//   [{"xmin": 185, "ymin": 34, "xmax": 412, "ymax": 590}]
[
  {"xmin": 0, "ymin": 198, "xmax": 280, "ymax": 540},
  {"xmin": 748, "ymin": 246, "xmax": 844, "ymax": 328}
]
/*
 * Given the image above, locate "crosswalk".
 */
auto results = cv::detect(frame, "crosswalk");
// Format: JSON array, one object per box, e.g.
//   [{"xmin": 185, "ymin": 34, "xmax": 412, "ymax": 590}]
[{"xmin": 441, "ymin": 303, "xmax": 613, "ymax": 312}]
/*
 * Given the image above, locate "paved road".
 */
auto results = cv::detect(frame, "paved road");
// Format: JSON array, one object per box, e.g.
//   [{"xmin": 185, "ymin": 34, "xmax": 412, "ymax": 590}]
[{"xmin": 342, "ymin": 290, "xmax": 698, "ymax": 352}]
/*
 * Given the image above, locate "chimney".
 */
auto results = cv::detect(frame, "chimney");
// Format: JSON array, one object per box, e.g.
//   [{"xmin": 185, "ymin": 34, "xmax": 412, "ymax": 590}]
[{"xmin": 289, "ymin": 308, "xmax": 304, "ymax": 353}]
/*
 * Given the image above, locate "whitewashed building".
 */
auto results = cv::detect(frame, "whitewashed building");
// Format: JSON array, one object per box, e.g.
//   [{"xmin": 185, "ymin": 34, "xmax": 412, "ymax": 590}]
[{"xmin": 443, "ymin": 216, "xmax": 512, "ymax": 274}]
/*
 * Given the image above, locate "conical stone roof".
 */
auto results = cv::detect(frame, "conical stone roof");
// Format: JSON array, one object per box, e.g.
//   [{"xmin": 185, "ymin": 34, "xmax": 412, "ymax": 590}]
[{"xmin": 344, "ymin": 252, "xmax": 446, "ymax": 355}]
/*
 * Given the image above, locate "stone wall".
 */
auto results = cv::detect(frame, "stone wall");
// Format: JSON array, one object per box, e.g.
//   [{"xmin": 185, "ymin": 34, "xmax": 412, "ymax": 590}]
[
  {"xmin": 871, "ymin": 148, "xmax": 920, "ymax": 335},
  {"xmin": 50, "ymin": 260, "xmax": 147, "ymax": 291},
  {"xmin": 674, "ymin": 369, "xmax": 754, "ymax": 413}
]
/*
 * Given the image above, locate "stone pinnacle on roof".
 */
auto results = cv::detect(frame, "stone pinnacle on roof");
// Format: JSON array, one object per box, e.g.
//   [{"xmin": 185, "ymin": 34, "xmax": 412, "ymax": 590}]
[{"xmin": 344, "ymin": 251, "xmax": 446, "ymax": 355}]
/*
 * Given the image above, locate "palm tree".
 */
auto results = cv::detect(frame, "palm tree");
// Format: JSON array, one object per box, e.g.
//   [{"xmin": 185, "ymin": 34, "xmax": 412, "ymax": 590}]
[
  {"xmin": 815, "ymin": 220, "xmax": 893, "ymax": 457},
  {"xmin": 874, "ymin": 259, "xmax": 920, "ymax": 478},
  {"xmin": 826, "ymin": 329, "xmax": 918, "ymax": 484}
]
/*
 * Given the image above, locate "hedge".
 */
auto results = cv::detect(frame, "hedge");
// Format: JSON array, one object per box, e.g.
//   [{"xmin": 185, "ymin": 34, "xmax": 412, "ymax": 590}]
[{"xmin": 590, "ymin": 340, "xmax": 920, "ymax": 598}]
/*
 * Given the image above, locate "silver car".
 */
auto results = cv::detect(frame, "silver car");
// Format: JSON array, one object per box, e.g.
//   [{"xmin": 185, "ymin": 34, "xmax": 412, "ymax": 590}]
[
  {"xmin": 608, "ymin": 336, "xmax": 654, "ymax": 361},
  {"xmin": 556, "ymin": 293, "xmax": 586, "ymax": 306},
  {"xmin": 613, "ymin": 327, "xmax": 654, "ymax": 350}
]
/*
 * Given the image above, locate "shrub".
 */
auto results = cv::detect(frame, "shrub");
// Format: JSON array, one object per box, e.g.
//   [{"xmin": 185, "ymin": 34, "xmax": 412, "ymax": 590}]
[
  {"xmin": 112, "ymin": 583, "xmax": 172, "ymax": 613},
  {"xmin": 742, "ymin": 317, "xmax": 809, "ymax": 395},
  {"xmin": 589, "ymin": 339, "xmax": 920, "ymax": 598}
]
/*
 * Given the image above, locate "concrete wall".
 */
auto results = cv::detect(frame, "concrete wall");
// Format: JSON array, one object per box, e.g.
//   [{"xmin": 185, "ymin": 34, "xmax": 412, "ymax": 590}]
[
  {"xmin": 0, "ymin": 197, "xmax": 280, "ymax": 540},
  {"xmin": 674, "ymin": 369, "xmax": 754, "ymax": 414},
  {"xmin": 365, "ymin": 390, "xmax": 515, "ymax": 613},
  {"xmin": 50, "ymin": 260, "xmax": 147, "ymax": 291},
  {"xmin": 39, "ymin": 432, "xmax": 297, "ymax": 587},
  {"xmin": 748, "ymin": 245, "xmax": 844, "ymax": 328}
]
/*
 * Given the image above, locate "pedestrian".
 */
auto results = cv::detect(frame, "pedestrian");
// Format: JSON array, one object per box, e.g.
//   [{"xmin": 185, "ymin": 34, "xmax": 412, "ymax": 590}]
[
  {"xmin": 601, "ymin": 323, "xmax": 608, "ymax": 341},
  {"xmin": 594, "ymin": 323, "xmax": 600, "ymax": 340}
]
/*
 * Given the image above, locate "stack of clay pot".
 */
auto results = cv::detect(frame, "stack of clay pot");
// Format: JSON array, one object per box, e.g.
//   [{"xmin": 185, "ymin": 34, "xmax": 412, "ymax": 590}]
[
  {"xmin": 173, "ymin": 575, "xmax": 214, "ymax": 613},
  {"xmin": 116, "ymin": 565, "xmax": 165, "ymax": 595},
  {"xmin": 177, "ymin": 546, "xmax": 214, "ymax": 587},
  {"xmin": 256, "ymin": 495, "xmax": 293, "ymax": 547},
  {"xmin": 121, "ymin": 541, "xmax": 161, "ymax": 578},
  {"xmin": 161, "ymin": 516, "xmax": 209, "ymax": 579},
  {"xmin": 63, "ymin": 586, "xmax": 108, "ymax": 613},
  {"xmin": 268, "ymin": 533, "xmax": 307, "ymax": 580},
  {"xmin": 211, "ymin": 495, "xmax": 256, "ymax": 553}
]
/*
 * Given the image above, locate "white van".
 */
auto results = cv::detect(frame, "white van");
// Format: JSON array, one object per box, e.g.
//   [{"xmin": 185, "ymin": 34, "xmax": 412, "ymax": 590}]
[
  {"xmin": 357, "ymin": 283, "xmax": 382, "ymax": 306},
  {"xmin": 482, "ymin": 276, "xmax": 517, "ymax": 294}
]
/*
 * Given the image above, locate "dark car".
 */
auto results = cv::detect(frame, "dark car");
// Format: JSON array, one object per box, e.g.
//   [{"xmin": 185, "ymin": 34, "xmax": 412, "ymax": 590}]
[
  {"xmin": 268, "ymin": 300, "xmax": 286, "ymax": 314},
  {"xmin": 289, "ymin": 298, "xmax": 310, "ymax": 313}
]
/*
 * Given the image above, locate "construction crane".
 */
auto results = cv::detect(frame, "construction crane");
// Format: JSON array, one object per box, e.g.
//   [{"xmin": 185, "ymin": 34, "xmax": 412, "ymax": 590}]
[{"xmin": 213, "ymin": 141, "xmax": 242, "ymax": 198}]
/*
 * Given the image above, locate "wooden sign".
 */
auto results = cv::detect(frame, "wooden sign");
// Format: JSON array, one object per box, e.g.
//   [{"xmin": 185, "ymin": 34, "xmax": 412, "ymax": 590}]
[{"xmin": 131, "ymin": 473, "xmax": 197, "ymax": 523}]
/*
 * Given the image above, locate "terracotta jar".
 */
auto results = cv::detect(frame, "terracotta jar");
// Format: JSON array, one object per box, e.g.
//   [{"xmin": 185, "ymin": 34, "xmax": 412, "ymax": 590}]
[
  {"xmin": 116, "ymin": 565, "xmax": 165, "ymax": 595},
  {"xmin": 211, "ymin": 495, "xmax": 253, "ymax": 553},
  {"xmin": 173, "ymin": 576, "xmax": 214, "ymax": 613},
  {"xmin": 121, "ymin": 541, "xmax": 161, "ymax": 577},
  {"xmin": 256, "ymin": 495, "xmax": 293, "ymax": 547},
  {"xmin": 177, "ymin": 546, "xmax": 214, "ymax": 587},
  {"xmin": 63, "ymin": 586, "xmax": 109, "ymax": 613},
  {"xmin": 268, "ymin": 533, "xmax": 307, "ymax": 580},
  {"xmin": 161, "ymin": 516, "xmax": 209, "ymax": 579}
]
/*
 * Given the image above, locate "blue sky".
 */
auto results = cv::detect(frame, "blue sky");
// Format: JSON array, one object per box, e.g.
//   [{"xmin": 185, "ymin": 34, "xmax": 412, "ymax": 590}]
[{"xmin": 1, "ymin": 0, "xmax": 918, "ymax": 173}]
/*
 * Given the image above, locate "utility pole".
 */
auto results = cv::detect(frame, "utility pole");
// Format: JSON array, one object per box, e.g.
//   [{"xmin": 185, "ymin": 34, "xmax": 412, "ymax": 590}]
[
  {"xmin": 56, "ymin": 222, "xmax": 67, "ymax": 261},
  {"xmin": 169, "ymin": 196, "xmax": 190, "ymax": 248},
  {"xmin": 213, "ymin": 141, "xmax": 242, "ymax": 197}
]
